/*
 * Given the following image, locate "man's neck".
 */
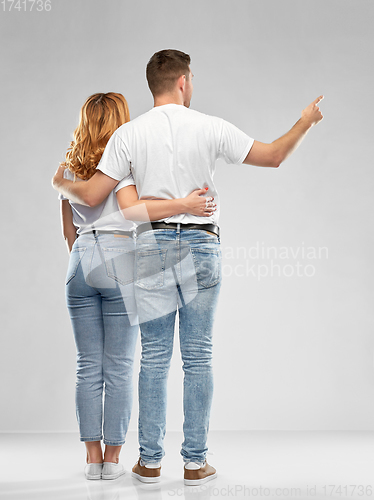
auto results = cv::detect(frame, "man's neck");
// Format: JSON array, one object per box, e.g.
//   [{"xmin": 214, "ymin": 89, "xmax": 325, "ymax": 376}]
[{"xmin": 153, "ymin": 92, "xmax": 184, "ymax": 107}]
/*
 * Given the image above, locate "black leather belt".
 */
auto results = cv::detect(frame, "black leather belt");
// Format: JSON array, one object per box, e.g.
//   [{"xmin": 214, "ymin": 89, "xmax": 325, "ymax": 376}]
[{"xmin": 136, "ymin": 222, "xmax": 220, "ymax": 237}]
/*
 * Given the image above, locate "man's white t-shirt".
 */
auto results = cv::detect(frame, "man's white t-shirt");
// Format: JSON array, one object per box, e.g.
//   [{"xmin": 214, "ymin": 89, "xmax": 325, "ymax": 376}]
[
  {"xmin": 59, "ymin": 169, "xmax": 136, "ymax": 234},
  {"xmin": 97, "ymin": 104, "xmax": 254, "ymax": 225}
]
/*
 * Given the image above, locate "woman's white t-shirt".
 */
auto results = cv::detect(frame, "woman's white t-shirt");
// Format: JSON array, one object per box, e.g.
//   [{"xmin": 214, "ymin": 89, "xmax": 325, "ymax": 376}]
[{"xmin": 58, "ymin": 169, "xmax": 136, "ymax": 234}]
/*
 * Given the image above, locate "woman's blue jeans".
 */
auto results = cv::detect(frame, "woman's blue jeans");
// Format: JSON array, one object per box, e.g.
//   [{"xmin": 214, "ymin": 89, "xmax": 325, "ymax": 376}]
[
  {"xmin": 135, "ymin": 228, "xmax": 222, "ymax": 463},
  {"xmin": 65, "ymin": 233, "xmax": 138, "ymax": 446}
]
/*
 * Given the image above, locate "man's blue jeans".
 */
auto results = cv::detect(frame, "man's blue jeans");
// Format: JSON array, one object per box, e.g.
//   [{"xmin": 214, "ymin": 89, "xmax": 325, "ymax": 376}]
[
  {"xmin": 65, "ymin": 233, "xmax": 138, "ymax": 446},
  {"xmin": 135, "ymin": 227, "xmax": 222, "ymax": 463}
]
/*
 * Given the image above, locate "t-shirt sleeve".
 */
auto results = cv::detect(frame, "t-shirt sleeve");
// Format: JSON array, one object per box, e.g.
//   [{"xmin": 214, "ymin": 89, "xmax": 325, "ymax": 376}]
[
  {"xmin": 58, "ymin": 168, "xmax": 73, "ymax": 200},
  {"xmin": 97, "ymin": 130, "xmax": 131, "ymax": 181},
  {"xmin": 217, "ymin": 119, "xmax": 254, "ymax": 165},
  {"xmin": 58, "ymin": 192, "xmax": 68, "ymax": 201},
  {"xmin": 114, "ymin": 173, "xmax": 136, "ymax": 193}
]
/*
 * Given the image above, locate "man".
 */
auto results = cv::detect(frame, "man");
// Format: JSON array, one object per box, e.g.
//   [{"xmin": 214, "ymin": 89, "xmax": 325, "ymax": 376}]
[{"xmin": 52, "ymin": 49, "xmax": 323, "ymax": 485}]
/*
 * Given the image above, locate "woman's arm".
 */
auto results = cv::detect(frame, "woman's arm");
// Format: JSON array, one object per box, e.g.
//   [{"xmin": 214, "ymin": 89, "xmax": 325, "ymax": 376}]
[
  {"xmin": 60, "ymin": 200, "xmax": 77, "ymax": 253},
  {"xmin": 116, "ymin": 185, "xmax": 216, "ymax": 221}
]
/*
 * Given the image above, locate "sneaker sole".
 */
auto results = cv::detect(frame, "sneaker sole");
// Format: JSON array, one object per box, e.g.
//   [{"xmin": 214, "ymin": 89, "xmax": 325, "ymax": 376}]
[
  {"xmin": 132, "ymin": 471, "xmax": 161, "ymax": 483},
  {"xmin": 85, "ymin": 474, "xmax": 101, "ymax": 480},
  {"xmin": 184, "ymin": 472, "xmax": 217, "ymax": 486},
  {"xmin": 102, "ymin": 470, "xmax": 126, "ymax": 480}
]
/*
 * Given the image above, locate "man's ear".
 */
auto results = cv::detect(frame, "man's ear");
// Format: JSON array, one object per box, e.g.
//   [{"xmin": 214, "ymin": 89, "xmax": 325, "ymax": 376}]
[{"xmin": 177, "ymin": 74, "xmax": 186, "ymax": 92}]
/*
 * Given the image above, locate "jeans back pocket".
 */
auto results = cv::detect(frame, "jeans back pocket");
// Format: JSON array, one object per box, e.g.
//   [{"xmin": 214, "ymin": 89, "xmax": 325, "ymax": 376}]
[
  {"xmin": 103, "ymin": 248, "xmax": 135, "ymax": 286},
  {"xmin": 136, "ymin": 248, "xmax": 168, "ymax": 290},
  {"xmin": 191, "ymin": 248, "xmax": 221, "ymax": 289},
  {"xmin": 65, "ymin": 247, "xmax": 87, "ymax": 285}
]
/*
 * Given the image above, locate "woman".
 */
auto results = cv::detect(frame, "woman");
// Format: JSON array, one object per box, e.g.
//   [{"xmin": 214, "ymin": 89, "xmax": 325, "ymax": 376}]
[{"xmin": 59, "ymin": 92, "xmax": 216, "ymax": 480}]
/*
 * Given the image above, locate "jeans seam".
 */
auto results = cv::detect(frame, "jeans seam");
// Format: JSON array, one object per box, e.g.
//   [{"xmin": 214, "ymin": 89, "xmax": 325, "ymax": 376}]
[
  {"xmin": 65, "ymin": 247, "xmax": 87, "ymax": 285},
  {"xmin": 87, "ymin": 242, "xmax": 96, "ymax": 288}
]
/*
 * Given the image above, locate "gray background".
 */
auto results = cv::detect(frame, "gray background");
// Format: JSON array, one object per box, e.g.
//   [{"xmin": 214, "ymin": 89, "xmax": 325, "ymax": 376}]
[{"xmin": 1, "ymin": 0, "xmax": 373, "ymax": 433}]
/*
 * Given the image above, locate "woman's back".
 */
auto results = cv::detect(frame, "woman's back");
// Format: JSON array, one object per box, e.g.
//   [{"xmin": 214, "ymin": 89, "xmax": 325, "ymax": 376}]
[{"xmin": 59, "ymin": 168, "xmax": 135, "ymax": 235}]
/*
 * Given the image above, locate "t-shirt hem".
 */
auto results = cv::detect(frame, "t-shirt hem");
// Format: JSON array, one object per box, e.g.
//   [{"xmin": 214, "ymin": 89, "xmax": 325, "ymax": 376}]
[
  {"xmin": 114, "ymin": 179, "xmax": 135, "ymax": 193},
  {"xmin": 96, "ymin": 166, "xmax": 124, "ymax": 182}
]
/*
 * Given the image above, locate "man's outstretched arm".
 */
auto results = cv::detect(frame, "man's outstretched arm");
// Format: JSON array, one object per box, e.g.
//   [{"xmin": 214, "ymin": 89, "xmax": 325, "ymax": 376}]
[
  {"xmin": 244, "ymin": 95, "xmax": 324, "ymax": 168},
  {"xmin": 51, "ymin": 165, "xmax": 118, "ymax": 206}
]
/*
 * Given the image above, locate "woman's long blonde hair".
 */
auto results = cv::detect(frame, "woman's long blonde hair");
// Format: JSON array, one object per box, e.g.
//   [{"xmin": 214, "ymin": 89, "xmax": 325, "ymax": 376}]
[{"xmin": 61, "ymin": 92, "xmax": 130, "ymax": 180}]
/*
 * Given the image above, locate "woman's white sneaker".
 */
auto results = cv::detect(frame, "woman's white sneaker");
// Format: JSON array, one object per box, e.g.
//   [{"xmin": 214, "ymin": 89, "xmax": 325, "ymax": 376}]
[
  {"xmin": 101, "ymin": 462, "xmax": 125, "ymax": 480},
  {"xmin": 84, "ymin": 463, "xmax": 103, "ymax": 480}
]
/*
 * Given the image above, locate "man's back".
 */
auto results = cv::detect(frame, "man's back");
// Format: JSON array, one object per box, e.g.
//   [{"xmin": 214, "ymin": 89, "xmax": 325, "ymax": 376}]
[{"xmin": 98, "ymin": 103, "xmax": 253, "ymax": 224}]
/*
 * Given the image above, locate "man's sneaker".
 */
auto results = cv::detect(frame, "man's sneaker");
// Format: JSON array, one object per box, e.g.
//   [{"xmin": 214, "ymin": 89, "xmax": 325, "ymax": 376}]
[
  {"xmin": 101, "ymin": 462, "xmax": 125, "ymax": 480},
  {"xmin": 132, "ymin": 458, "xmax": 161, "ymax": 483},
  {"xmin": 184, "ymin": 461, "xmax": 217, "ymax": 485}
]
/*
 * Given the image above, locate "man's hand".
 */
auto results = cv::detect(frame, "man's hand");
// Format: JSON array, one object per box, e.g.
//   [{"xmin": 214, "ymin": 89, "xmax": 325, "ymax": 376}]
[
  {"xmin": 301, "ymin": 95, "xmax": 324, "ymax": 127},
  {"xmin": 52, "ymin": 164, "xmax": 67, "ymax": 190},
  {"xmin": 244, "ymin": 95, "xmax": 325, "ymax": 168}
]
